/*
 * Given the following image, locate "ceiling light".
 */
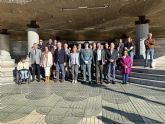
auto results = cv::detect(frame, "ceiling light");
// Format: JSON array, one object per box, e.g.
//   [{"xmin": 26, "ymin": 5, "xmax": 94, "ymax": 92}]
[
  {"xmin": 0, "ymin": 0, "xmax": 32, "ymax": 5},
  {"xmin": 62, "ymin": 4, "xmax": 110, "ymax": 11},
  {"xmin": 78, "ymin": 6, "xmax": 87, "ymax": 9}
]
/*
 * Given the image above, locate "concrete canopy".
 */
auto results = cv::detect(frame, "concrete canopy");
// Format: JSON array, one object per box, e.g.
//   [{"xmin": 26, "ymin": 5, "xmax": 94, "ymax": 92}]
[{"xmin": 0, "ymin": 0, "xmax": 165, "ymax": 40}]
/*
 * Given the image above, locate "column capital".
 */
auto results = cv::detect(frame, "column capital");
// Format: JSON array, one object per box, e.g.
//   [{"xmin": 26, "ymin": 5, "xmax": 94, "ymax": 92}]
[
  {"xmin": 27, "ymin": 20, "xmax": 39, "ymax": 28},
  {"xmin": 135, "ymin": 16, "xmax": 150, "ymax": 25}
]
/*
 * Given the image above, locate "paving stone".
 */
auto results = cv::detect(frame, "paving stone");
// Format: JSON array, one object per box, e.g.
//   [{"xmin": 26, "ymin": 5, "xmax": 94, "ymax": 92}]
[{"xmin": 1, "ymin": 80, "xmax": 165, "ymax": 124}]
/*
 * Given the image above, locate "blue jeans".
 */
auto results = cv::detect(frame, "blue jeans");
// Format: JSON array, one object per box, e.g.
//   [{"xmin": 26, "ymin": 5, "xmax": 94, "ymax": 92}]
[
  {"xmin": 82, "ymin": 64, "xmax": 91, "ymax": 81},
  {"xmin": 122, "ymin": 74, "xmax": 128, "ymax": 84},
  {"xmin": 107, "ymin": 63, "xmax": 116, "ymax": 81},
  {"xmin": 56, "ymin": 63, "xmax": 65, "ymax": 80},
  {"xmin": 145, "ymin": 48, "xmax": 154, "ymax": 67},
  {"xmin": 128, "ymin": 51, "xmax": 134, "ymax": 66},
  {"xmin": 20, "ymin": 70, "xmax": 28, "ymax": 80}
]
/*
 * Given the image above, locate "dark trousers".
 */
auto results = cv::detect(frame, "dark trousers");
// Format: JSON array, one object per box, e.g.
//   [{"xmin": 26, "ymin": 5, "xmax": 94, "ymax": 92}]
[
  {"xmin": 96, "ymin": 61, "xmax": 103, "ymax": 83},
  {"xmin": 65, "ymin": 63, "xmax": 70, "ymax": 80},
  {"xmin": 91, "ymin": 63, "xmax": 95, "ymax": 79},
  {"xmin": 32, "ymin": 63, "xmax": 41, "ymax": 81},
  {"xmin": 103, "ymin": 63, "xmax": 108, "ymax": 80}
]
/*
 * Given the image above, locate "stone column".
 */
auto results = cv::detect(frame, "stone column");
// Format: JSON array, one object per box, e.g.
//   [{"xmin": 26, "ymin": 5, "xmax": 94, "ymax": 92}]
[
  {"xmin": 27, "ymin": 20, "xmax": 39, "ymax": 53},
  {"xmin": 135, "ymin": 24, "xmax": 149, "ymax": 59},
  {"xmin": 0, "ymin": 29, "xmax": 11, "ymax": 60},
  {"xmin": 135, "ymin": 16, "xmax": 150, "ymax": 59}
]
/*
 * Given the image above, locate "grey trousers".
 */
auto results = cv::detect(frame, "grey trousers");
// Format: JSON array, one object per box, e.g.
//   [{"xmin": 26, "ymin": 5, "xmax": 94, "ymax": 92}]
[
  {"xmin": 71, "ymin": 64, "xmax": 79, "ymax": 80},
  {"xmin": 82, "ymin": 64, "xmax": 91, "ymax": 81}
]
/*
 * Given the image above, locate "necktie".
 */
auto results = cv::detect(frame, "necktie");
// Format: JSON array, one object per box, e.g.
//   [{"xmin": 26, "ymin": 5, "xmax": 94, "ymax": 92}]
[{"xmin": 35, "ymin": 49, "xmax": 36, "ymax": 55}]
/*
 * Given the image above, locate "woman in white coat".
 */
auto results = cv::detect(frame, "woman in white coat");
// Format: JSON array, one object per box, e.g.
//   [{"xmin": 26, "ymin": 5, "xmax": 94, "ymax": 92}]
[{"xmin": 41, "ymin": 46, "xmax": 53, "ymax": 83}]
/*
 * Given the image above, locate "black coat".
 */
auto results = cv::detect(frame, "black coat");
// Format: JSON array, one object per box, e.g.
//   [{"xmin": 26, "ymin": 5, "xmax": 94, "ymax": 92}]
[
  {"xmin": 54, "ymin": 48, "xmax": 66, "ymax": 64},
  {"xmin": 93, "ymin": 49, "xmax": 105, "ymax": 65},
  {"xmin": 105, "ymin": 49, "xmax": 118, "ymax": 64}
]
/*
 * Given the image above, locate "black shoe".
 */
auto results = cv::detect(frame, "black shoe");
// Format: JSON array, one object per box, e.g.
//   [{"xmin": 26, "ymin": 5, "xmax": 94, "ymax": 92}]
[
  {"xmin": 150, "ymin": 66, "xmax": 153, "ymax": 68},
  {"xmin": 83, "ymin": 80, "xmax": 87, "ymax": 83},
  {"xmin": 107, "ymin": 80, "xmax": 110, "ymax": 84},
  {"xmin": 112, "ymin": 81, "xmax": 115, "ymax": 84},
  {"xmin": 89, "ymin": 81, "xmax": 93, "ymax": 85},
  {"xmin": 61, "ymin": 80, "xmax": 65, "ymax": 83},
  {"xmin": 37, "ymin": 79, "xmax": 41, "ymax": 82}
]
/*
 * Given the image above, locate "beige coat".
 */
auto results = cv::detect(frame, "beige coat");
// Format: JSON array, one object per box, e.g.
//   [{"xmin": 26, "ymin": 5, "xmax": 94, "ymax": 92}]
[{"xmin": 41, "ymin": 52, "xmax": 53, "ymax": 67}]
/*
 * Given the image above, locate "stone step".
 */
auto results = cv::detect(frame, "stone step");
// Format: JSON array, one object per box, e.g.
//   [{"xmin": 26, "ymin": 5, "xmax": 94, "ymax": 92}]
[
  {"xmin": 116, "ymin": 71, "xmax": 165, "ymax": 82},
  {"xmin": 0, "ymin": 77, "xmax": 14, "ymax": 83},
  {"xmin": 0, "ymin": 71, "xmax": 13, "ymax": 77},
  {"xmin": 116, "ymin": 75, "xmax": 165, "ymax": 88},
  {"xmin": 0, "ymin": 60, "xmax": 15, "ymax": 66},
  {"xmin": 132, "ymin": 67, "xmax": 165, "ymax": 75},
  {"xmin": 0, "ymin": 67, "xmax": 15, "ymax": 72}
]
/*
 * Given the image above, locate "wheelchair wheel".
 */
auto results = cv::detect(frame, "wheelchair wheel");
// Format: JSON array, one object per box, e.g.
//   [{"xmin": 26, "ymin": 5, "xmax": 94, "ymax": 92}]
[
  {"xmin": 27, "ymin": 71, "xmax": 31, "ymax": 84},
  {"xmin": 16, "ymin": 71, "xmax": 21, "ymax": 84}
]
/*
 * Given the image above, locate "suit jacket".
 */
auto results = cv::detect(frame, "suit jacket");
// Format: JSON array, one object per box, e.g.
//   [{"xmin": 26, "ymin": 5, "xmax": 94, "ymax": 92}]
[
  {"xmin": 93, "ymin": 49, "xmax": 105, "ymax": 65},
  {"xmin": 29, "ymin": 48, "xmax": 42, "ymax": 65},
  {"xmin": 78, "ymin": 48, "xmax": 83, "ymax": 65},
  {"xmin": 81, "ymin": 48, "xmax": 93, "ymax": 64},
  {"xmin": 105, "ymin": 49, "xmax": 118, "ymax": 64},
  {"xmin": 54, "ymin": 48, "xmax": 66, "ymax": 64}
]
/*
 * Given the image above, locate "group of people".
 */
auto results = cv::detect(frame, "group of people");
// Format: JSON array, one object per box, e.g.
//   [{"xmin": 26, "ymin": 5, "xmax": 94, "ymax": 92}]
[{"xmin": 17, "ymin": 33, "xmax": 155, "ymax": 85}]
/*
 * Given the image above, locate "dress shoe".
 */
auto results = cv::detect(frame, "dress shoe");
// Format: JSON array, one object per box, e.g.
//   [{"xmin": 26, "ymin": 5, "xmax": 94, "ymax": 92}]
[
  {"xmin": 112, "ymin": 81, "xmax": 115, "ymax": 84},
  {"xmin": 61, "ymin": 80, "xmax": 65, "ymax": 83}
]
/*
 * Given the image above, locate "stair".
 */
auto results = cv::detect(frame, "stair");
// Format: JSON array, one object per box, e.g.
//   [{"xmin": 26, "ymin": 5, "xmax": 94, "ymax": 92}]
[
  {"xmin": 0, "ymin": 59, "xmax": 15, "ymax": 84},
  {"xmin": 116, "ymin": 67, "xmax": 165, "ymax": 88}
]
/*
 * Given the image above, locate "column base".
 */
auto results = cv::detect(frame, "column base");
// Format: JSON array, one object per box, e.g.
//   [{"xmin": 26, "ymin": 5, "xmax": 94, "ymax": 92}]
[{"xmin": 0, "ymin": 50, "xmax": 15, "ymax": 84}]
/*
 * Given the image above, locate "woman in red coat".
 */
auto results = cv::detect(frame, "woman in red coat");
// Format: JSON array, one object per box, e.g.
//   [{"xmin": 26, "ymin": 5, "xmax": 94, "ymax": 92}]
[{"xmin": 120, "ymin": 50, "xmax": 132, "ymax": 84}]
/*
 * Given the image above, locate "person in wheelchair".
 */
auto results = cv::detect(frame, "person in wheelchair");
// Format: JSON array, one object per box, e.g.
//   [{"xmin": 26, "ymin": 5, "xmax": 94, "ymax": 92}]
[{"xmin": 17, "ymin": 57, "xmax": 30, "ymax": 83}]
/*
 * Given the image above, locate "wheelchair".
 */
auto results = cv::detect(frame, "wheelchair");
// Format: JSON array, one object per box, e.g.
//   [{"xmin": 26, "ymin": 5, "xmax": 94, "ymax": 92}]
[{"xmin": 16, "ymin": 69, "xmax": 31, "ymax": 84}]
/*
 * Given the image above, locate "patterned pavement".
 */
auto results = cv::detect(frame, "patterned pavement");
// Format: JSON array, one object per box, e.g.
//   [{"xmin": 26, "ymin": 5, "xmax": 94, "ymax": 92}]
[{"xmin": 0, "ymin": 80, "xmax": 165, "ymax": 124}]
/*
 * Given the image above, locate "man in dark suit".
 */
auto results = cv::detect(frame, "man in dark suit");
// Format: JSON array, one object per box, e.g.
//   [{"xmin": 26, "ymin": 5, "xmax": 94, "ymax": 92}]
[
  {"xmin": 105, "ymin": 42, "xmax": 118, "ymax": 84},
  {"xmin": 103, "ymin": 42, "xmax": 109, "ymax": 80},
  {"xmin": 54, "ymin": 41, "xmax": 66, "ymax": 83},
  {"xmin": 91, "ymin": 42, "xmax": 96, "ymax": 79},
  {"xmin": 93, "ymin": 43, "xmax": 105, "ymax": 84}
]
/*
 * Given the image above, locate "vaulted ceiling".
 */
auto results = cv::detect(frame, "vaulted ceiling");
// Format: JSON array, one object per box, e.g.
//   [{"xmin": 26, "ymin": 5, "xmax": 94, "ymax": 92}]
[{"xmin": 0, "ymin": 0, "xmax": 165, "ymax": 40}]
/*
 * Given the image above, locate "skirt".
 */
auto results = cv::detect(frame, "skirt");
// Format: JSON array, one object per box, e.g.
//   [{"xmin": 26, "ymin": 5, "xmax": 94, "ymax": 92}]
[{"xmin": 44, "ymin": 67, "xmax": 51, "ymax": 76}]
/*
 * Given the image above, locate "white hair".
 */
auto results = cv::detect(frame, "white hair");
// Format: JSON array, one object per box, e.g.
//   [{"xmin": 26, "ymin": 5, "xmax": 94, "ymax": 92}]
[{"xmin": 148, "ymin": 33, "xmax": 152, "ymax": 36}]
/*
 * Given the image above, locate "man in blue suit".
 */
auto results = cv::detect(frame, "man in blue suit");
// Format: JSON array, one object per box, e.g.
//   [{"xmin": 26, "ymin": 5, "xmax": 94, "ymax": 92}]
[
  {"xmin": 81, "ymin": 41, "xmax": 93, "ymax": 84},
  {"xmin": 54, "ymin": 41, "xmax": 66, "ymax": 83}
]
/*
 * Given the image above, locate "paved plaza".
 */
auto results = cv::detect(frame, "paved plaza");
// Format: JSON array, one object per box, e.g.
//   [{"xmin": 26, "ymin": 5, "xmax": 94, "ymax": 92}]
[{"xmin": 0, "ymin": 81, "xmax": 165, "ymax": 124}]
